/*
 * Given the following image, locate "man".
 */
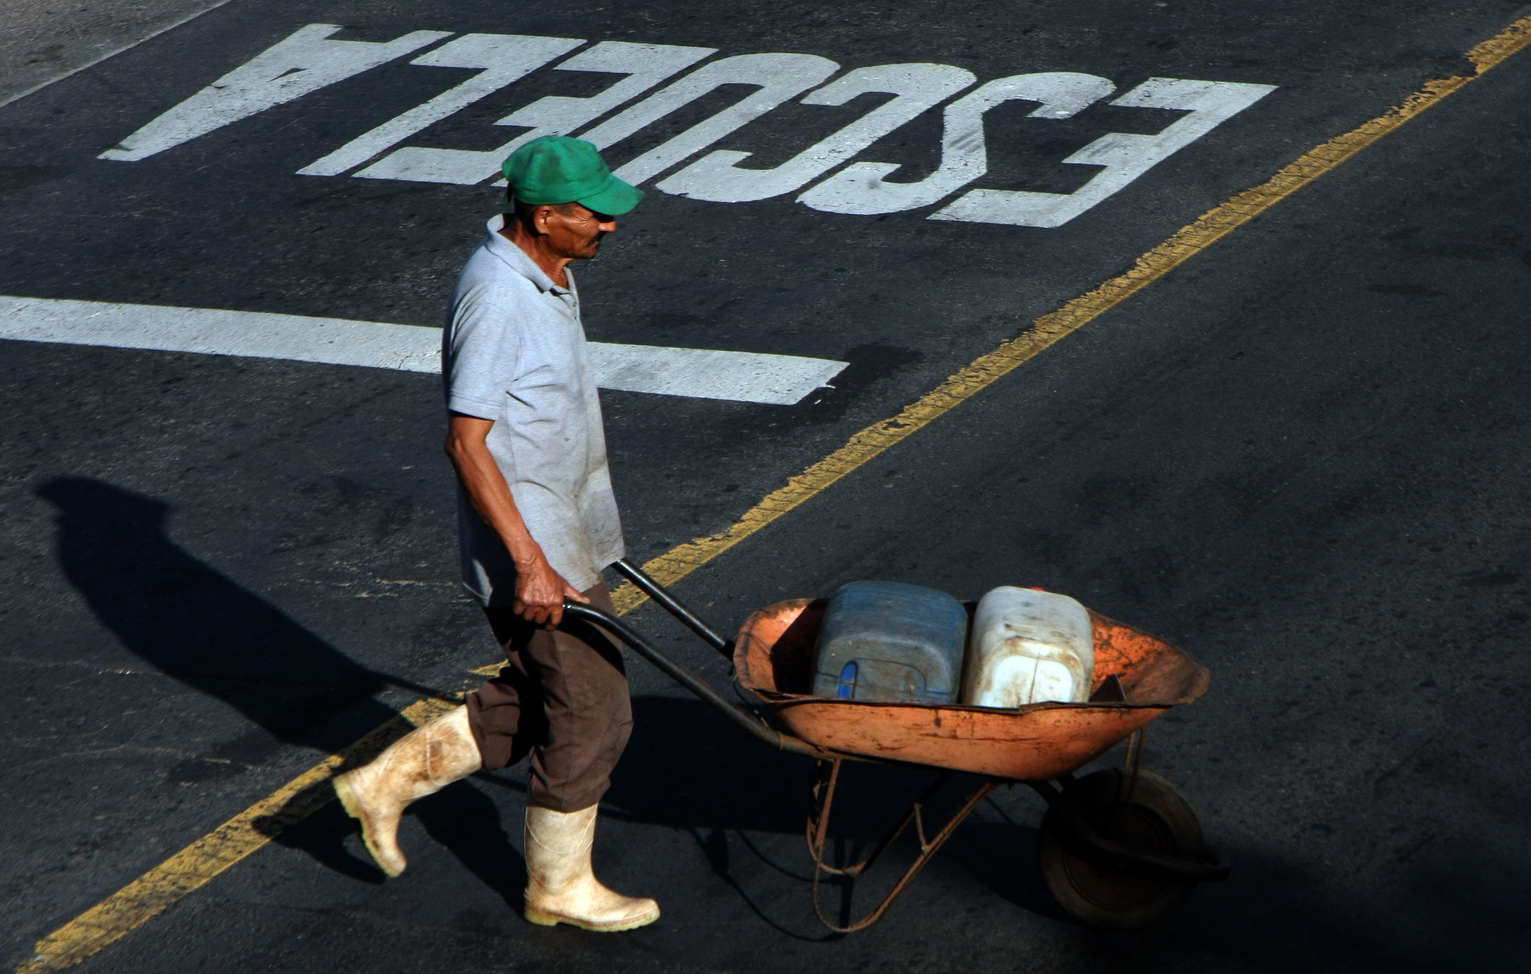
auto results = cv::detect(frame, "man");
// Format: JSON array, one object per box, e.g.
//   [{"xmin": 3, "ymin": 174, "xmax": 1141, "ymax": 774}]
[{"xmin": 333, "ymin": 136, "xmax": 657, "ymax": 932}]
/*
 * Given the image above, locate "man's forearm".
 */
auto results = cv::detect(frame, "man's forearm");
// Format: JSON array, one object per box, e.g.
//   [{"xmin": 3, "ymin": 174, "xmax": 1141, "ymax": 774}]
[
  {"xmin": 444, "ymin": 413, "xmax": 582, "ymax": 624},
  {"xmin": 445, "ymin": 430, "xmax": 544, "ymax": 568}
]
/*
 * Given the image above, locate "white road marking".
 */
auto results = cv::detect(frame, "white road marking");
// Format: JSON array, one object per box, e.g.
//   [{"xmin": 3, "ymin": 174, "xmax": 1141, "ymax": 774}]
[
  {"xmin": 586, "ymin": 343, "xmax": 843, "ymax": 404},
  {"xmin": 95, "ymin": 23, "xmax": 1279, "ymax": 228},
  {"xmin": 583, "ymin": 53, "xmax": 840, "ymax": 186},
  {"xmin": 931, "ymin": 78, "xmax": 1277, "ymax": 227},
  {"xmin": 99, "ymin": 24, "xmax": 450, "ymax": 162},
  {"xmin": 357, "ymin": 41, "xmax": 716, "ymax": 186},
  {"xmin": 800, "ymin": 72, "xmax": 1115, "ymax": 216},
  {"xmin": 298, "ymin": 33, "xmax": 585, "ymax": 177},
  {"xmin": 658, "ymin": 62, "xmax": 976, "ymax": 203},
  {"xmin": 0, "ymin": 296, "xmax": 846, "ymax": 405}
]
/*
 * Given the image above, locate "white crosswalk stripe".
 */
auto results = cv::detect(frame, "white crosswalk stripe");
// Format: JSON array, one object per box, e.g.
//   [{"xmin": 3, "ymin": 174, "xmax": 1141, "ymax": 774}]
[{"xmin": 0, "ymin": 295, "xmax": 846, "ymax": 405}]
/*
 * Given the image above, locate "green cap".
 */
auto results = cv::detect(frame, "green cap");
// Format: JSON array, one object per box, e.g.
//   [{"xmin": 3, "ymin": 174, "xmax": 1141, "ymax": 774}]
[{"xmin": 502, "ymin": 136, "xmax": 642, "ymax": 216}]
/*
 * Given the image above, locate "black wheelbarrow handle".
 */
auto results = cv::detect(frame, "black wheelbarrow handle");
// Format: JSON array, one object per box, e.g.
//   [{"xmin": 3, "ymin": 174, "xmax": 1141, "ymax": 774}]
[
  {"xmin": 561, "ymin": 598, "xmax": 825, "ymax": 760},
  {"xmin": 608, "ymin": 558, "xmax": 733, "ymax": 658}
]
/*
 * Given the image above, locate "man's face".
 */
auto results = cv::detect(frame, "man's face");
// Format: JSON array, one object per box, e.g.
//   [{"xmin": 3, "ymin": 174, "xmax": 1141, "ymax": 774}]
[{"xmin": 540, "ymin": 203, "xmax": 618, "ymax": 261}]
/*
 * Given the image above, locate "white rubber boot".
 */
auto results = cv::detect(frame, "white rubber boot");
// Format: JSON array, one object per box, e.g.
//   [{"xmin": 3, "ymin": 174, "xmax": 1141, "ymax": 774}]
[
  {"xmin": 523, "ymin": 805, "xmax": 660, "ymax": 931},
  {"xmin": 333, "ymin": 705, "xmax": 481, "ymax": 877}
]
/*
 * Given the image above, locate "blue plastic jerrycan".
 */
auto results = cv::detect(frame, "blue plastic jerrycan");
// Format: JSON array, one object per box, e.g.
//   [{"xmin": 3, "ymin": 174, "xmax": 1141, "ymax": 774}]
[{"xmin": 811, "ymin": 581, "xmax": 969, "ymax": 704}]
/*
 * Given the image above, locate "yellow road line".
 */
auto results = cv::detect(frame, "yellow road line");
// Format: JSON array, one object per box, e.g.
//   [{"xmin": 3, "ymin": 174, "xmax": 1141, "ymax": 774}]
[
  {"xmin": 20, "ymin": 13, "xmax": 1531, "ymax": 973},
  {"xmin": 609, "ymin": 11, "xmax": 1531, "ymax": 615}
]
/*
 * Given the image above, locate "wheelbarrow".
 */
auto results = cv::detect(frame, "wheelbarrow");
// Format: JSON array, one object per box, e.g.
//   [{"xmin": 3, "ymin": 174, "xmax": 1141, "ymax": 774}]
[{"xmin": 564, "ymin": 559, "xmax": 1230, "ymax": 932}]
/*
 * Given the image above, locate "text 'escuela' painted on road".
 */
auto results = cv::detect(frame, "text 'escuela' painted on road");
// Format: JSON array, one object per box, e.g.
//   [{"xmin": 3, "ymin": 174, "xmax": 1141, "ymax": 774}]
[{"xmin": 100, "ymin": 25, "xmax": 1277, "ymax": 228}]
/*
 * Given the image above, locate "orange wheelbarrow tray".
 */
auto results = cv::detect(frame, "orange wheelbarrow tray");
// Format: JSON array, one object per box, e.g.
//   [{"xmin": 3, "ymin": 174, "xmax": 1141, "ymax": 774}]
[{"xmin": 565, "ymin": 559, "xmax": 1230, "ymax": 933}]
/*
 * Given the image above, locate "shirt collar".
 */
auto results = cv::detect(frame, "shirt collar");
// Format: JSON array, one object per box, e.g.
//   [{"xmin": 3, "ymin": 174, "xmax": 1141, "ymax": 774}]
[{"xmin": 483, "ymin": 214, "xmax": 574, "ymax": 295}]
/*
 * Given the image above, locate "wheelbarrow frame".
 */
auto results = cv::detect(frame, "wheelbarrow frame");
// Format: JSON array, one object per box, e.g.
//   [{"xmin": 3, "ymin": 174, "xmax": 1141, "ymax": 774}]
[{"xmin": 563, "ymin": 559, "xmax": 1229, "ymax": 932}]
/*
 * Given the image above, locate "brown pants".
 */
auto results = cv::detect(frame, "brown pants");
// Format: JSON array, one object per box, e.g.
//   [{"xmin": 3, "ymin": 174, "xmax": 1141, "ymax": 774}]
[{"xmin": 464, "ymin": 583, "xmax": 632, "ymax": 812}]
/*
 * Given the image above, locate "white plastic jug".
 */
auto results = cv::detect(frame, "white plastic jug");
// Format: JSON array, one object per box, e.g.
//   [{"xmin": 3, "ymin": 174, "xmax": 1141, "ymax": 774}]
[{"xmin": 962, "ymin": 587, "xmax": 1095, "ymax": 707}]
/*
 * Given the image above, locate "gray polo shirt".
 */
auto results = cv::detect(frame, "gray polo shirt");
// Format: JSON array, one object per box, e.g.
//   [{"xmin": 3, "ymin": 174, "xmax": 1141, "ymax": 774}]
[{"xmin": 443, "ymin": 214, "xmax": 624, "ymax": 604}]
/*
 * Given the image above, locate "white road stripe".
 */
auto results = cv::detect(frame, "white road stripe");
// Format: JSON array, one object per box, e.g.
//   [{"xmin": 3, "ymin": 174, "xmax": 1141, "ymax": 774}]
[
  {"xmin": 0, "ymin": 296, "xmax": 844, "ymax": 405},
  {"xmin": 297, "ymin": 32, "xmax": 584, "ymax": 178},
  {"xmin": 586, "ymin": 342, "xmax": 842, "ymax": 404}
]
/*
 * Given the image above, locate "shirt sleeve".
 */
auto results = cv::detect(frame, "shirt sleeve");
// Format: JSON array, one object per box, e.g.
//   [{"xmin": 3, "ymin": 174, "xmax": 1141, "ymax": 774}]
[{"xmin": 444, "ymin": 282, "xmax": 521, "ymax": 420}]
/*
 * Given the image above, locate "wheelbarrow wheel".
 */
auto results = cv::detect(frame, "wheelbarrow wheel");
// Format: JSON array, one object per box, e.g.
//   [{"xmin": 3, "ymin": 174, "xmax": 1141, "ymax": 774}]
[{"xmin": 1037, "ymin": 768, "xmax": 1204, "ymax": 929}]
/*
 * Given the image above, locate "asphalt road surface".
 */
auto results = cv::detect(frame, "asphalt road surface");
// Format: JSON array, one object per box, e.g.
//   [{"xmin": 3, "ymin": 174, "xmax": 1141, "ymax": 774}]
[{"xmin": 2, "ymin": 1, "xmax": 1529, "ymax": 972}]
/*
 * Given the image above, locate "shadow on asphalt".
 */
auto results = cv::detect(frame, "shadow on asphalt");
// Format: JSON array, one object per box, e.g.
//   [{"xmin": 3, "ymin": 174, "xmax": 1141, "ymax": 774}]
[
  {"xmin": 414, "ymin": 780, "xmax": 529, "ymax": 911},
  {"xmin": 1100, "ymin": 846, "xmax": 1531, "ymax": 974},
  {"xmin": 36, "ymin": 476, "xmax": 439, "ymax": 775}
]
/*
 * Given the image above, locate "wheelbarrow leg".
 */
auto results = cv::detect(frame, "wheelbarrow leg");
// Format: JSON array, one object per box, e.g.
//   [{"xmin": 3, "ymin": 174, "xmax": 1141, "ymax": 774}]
[
  {"xmin": 806, "ymin": 761, "xmax": 953, "ymax": 878},
  {"xmin": 805, "ymin": 759, "xmax": 998, "ymax": 933}
]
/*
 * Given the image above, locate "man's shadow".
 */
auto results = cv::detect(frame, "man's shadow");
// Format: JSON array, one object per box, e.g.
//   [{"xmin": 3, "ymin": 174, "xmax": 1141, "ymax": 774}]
[
  {"xmin": 37, "ymin": 477, "xmax": 412, "ymax": 760},
  {"xmin": 36, "ymin": 476, "xmax": 523, "ymax": 886}
]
